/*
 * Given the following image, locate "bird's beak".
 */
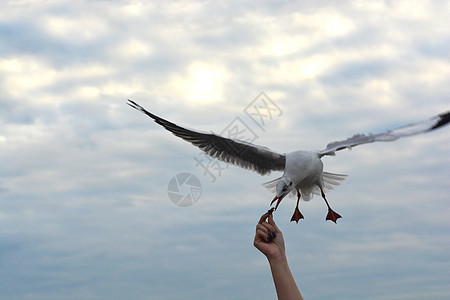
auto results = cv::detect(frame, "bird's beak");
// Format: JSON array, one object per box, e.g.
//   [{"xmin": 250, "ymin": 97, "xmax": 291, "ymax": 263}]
[
  {"xmin": 271, "ymin": 193, "xmax": 286, "ymax": 209},
  {"xmin": 271, "ymin": 195, "xmax": 278, "ymax": 205}
]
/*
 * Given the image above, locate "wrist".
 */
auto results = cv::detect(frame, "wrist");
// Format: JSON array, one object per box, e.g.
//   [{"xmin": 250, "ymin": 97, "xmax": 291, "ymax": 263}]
[{"xmin": 267, "ymin": 252, "xmax": 288, "ymax": 266}]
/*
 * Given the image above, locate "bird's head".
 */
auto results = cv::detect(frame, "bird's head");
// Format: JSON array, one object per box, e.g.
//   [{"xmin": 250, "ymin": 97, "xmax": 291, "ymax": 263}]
[{"xmin": 272, "ymin": 177, "xmax": 294, "ymax": 203}]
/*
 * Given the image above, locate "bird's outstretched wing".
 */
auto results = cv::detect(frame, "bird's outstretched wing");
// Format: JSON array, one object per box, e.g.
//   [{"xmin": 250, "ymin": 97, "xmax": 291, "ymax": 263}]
[
  {"xmin": 319, "ymin": 111, "xmax": 450, "ymax": 156},
  {"xmin": 127, "ymin": 100, "xmax": 286, "ymax": 175}
]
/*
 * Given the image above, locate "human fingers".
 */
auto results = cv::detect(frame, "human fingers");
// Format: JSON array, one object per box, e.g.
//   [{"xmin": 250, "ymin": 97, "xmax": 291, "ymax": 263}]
[
  {"xmin": 257, "ymin": 222, "xmax": 277, "ymax": 242},
  {"xmin": 255, "ymin": 225, "xmax": 272, "ymax": 243},
  {"xmin": 261, "ymin": 222, "xmax": 277, "ymax": 241},
  {"xmin": 256, "ymin": 221, "xmax": 278, "ymax": 242},
  {"xmin": 258, "ymin": 213, "xmax": 269, "ymax": 225},
  {"xmin": 267, "ymin": 214, "xmax": 281, "ymax": 233}
]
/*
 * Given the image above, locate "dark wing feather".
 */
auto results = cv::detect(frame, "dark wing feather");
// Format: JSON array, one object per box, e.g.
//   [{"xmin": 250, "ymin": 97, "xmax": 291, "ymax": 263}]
[
  {"xmin": 127, "ymin": 100, "xmax": 285, "ymax": 175},
  {"xmin": 320, "ymin": 111, "xmax": 450, "ymax": 156}
]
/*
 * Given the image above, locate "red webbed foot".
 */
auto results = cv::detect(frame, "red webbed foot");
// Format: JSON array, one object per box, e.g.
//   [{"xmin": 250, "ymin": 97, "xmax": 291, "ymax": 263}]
[
  {"xmin": 290, "ymin": 207, "xmax": 304, "ymax": 223},
  {"xmin": 326, "ymin": 208, "xmax": 342, "ymax": 223}
]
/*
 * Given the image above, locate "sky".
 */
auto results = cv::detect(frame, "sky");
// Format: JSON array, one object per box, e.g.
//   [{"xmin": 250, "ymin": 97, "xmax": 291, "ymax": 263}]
[{"xmin": 1, "ymin": 0, "xmax": 449, "ymax": 299}]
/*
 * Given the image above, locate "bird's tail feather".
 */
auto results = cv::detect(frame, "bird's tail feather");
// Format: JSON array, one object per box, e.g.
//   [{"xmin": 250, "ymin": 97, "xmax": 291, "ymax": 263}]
[
  {"xmin": 319, "ymin": 172, "xmax": 348, "ymax": 193},
  {"xmin": 262, "ymin": 172, "xmax": 348, "ymax": 199}
]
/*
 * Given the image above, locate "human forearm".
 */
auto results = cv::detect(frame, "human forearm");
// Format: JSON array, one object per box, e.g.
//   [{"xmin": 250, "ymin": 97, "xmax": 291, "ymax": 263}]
[{"xmin": 268, "ymin": 256, "xmax": 303, "ymax": 300}]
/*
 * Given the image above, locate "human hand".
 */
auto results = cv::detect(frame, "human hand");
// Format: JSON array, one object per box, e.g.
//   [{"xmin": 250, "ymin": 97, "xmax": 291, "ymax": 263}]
[{"xmin": 254, "ymin": 212, "xmax": 286, "ymax": 262}]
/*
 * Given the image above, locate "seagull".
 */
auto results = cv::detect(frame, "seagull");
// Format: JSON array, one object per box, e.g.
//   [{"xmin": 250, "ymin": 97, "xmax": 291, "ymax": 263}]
[{"xmin": 127, "ymin": 100, "xmax": 450, "ymax": 223}]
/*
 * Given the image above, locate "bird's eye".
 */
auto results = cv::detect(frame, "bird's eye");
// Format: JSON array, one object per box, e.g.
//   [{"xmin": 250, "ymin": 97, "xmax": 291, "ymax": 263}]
[{"xmin": 289, "ymin": 182, "xmax": 292, "ymax": 186}]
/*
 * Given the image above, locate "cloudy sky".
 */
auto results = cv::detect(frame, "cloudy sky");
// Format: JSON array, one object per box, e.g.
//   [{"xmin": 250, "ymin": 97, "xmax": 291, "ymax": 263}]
[{"xmin": 1, "ymin": 0, "xmax": 449, "ymax": 299}]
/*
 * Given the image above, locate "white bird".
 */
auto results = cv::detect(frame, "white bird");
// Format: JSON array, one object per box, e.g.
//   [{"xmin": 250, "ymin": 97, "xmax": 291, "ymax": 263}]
[{"xmin": 127, "ymin": 100, "xmax": 450, "ymax": 223}]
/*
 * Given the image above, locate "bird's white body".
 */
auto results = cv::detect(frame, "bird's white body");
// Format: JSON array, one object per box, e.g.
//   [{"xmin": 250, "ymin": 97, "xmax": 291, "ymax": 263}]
[
  {"xmin": 262, "ymin": 151, "xmax": 346, "ymax": 203},
  {"xmin": 285, "ymin": 150, "xmax": 323, "ymax": 199},
  {"xmin": 267, "ymin": 150, "xmax": 344, "ymax": 222}
]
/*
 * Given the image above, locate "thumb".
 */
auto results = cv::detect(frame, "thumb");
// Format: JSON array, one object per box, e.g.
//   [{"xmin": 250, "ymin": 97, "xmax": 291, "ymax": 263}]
[
  {"xmin": 268, "ymin": 214, "xmax": 280, "ymax": 232},
  {"xmin": 258, "ymin": 213, "xmax": 269, "ymax": 225}
]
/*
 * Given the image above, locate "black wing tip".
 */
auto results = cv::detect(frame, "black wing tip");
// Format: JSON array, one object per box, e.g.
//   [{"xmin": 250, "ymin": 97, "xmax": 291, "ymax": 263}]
[
  {"xmin": 126, "ymin": 100, "xmax": 191, "ymax": 134},
  {"xmin": 127, "ymin": 99, "xmax": 140, "ymax": 110},
  {"xmin": 126, "ymin": 99, "xmax": 159, "ymax": 121},
  {"xmin": 432, "ymin": 111, "xmax": 450, "ymax": 130}
]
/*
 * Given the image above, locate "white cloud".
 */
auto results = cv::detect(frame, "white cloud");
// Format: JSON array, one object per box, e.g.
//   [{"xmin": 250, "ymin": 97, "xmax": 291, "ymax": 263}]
[
  {"xmin": 112, "ymin": 38, "xmax": 154, "ymax": 60},
  {"xmin": 40, "ymin": 14, "xmax": 109, "ymax": 43},
  {"xmin": 1, "ymin": 56, "xmax": 56, "ymax": 95},
  {"xmin": 294, "ymin": 10, "xmax": 354, "ymax": 37},
  {"xmin": 166, "ymin": 61, "xmax": 229, "ymax": 103}
]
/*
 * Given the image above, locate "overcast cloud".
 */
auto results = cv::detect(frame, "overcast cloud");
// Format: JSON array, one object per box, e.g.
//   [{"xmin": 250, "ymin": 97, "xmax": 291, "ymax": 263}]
[{"xmin": 1, "ymin": 1, "xmax": 449, "ymax": 299}]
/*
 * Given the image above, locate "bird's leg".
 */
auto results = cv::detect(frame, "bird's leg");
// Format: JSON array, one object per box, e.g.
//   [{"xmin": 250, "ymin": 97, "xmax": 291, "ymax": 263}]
[
  {"xmin": 290, "ymin": 189, "xmax": 304, "ymax": 223},
  {"xmin": 321, "ymin": 188, "xmax": 342, "ymax": 223}
]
